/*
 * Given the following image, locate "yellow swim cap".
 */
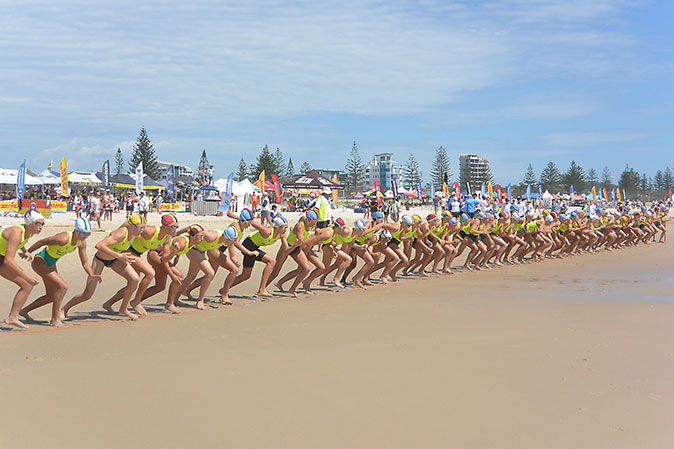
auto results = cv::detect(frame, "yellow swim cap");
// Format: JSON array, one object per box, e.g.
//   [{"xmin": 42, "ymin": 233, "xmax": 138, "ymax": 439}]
[
  {"xmin": 128, "ymin": 214, "xmax": 146, "ymax": 225},
  {"xmin": 412, "ymin": 214, "xmax": 422, "ymax": 223}
]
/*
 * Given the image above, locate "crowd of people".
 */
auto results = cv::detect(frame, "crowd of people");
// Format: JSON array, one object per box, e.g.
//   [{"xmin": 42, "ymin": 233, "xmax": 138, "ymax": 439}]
[{"xmin": 0, "ymin": 192, "xmax": 669, "ymax": 329}]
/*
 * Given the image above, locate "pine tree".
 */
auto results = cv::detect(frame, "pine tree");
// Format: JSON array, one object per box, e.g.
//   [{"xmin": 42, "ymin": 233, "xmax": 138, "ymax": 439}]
[
  {"xmin": 402, "ymin": 154, "xmax": 422, "ymax": 189},
  {"xmin": 539, "ymin": 162, "xmax": 562, "ymax": 191},
  {"xmin": 197, "ymin": 150, "xmax": 209, "ymax": 185},
  {"xmin": 129, "ymin": 128, "xmax": 160, "ymax": 179},
  {"xmin": 522, "ymin": 163, "xmax": 537, "ymax": 186},
  {"xmin": 601, "ymin": 165, "xmax": 612, "ymax": 189},
  {"xmin": 430, "ymin": 146, "xmax": 451, "ymax": 186},
  {"xmin": 654, "ymin": 170, "xmax": 664, "ymax": 190},
  {"xmin": 250, "ymin": 145, "xmax": 277, "ymax": 179},
  {"xmin": 562, "ymin": 161, "xmax": 586, "ymax": 193},
  {"xmin": 114, "ymin": 148, "xmax": 124, "ymax": 175},
  {"xmin": 273, "ymin": 147, "xmax": 285, "ymax": 176},
  {"xmin": 344, "ymin": 141, "xmax": 366, "ymax": 193},
  {"xmin": 664, "ymin": 167, "xmax": 674, "ymax": 190},
  {"xmin": 300, "ymin": 162, "xmax": 312, "ymax": 175},
  {"xmin": 286, "ymin": 158, "xmax": 295, "ymax": 178},
  {"xmin": 618, "ymin": 165, "xmax": 640, "ymax": 193},
  {"xmin": 640, "ymin": 173, "xmax": 648, "ymax": 194},
  {"xmin": 236, "ymin": 158, "xmax": 248, "ymax": 182},
  {"xmin": 587, "ymin": 168, "xmax": 598, "ymax": 184}
]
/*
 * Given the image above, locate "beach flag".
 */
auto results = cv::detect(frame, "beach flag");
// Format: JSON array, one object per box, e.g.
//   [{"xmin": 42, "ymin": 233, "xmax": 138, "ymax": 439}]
[
  {"xmin": 496, "ymin": 184, "xmax": 503, "ymax": 203},
  {"xmin": 17, "ymin": 159, "xmax": 26, "ymax": 200},
  {"xmin": 443, "ymin": 182, "xmax": 449, "ymax": 199},
  {"xmin": 430, "ymin": 183, "xmax": 435, "ymax": 199},
  {"xmin": 258, "ymin": 170, "xmax": 265, "ymax": 189},
  {"xmin": 622, "ymin": 189, "xmax": 626, "ymax": 201},
  {"xmin": 466, "ymin": 182, "xmax": 471, "ymax": 195},
  {"xmin": 488, "ymin": 181, "xmax": 493, "ymax": 201},
  {"xmin": 373, "ymin": 179, "xmax": 382, "ymax": 204},
  {"xmin": 47, "ymin": 160, "xmax": 52, "ymax": 172},
  {"xmin": 417, "ymin": 180, "xmax": 423, "ymax": 200},
  {"xmin": 611, "ymin": 188, "xmax": 616, "ymax": 201},
  {"xmin": 616, "ymin": 188, "xmax": 621, "ymax": 201},
  {"xmin": 59, "ymin": 156, "xmax": 69, "ymax": 197},
  {"xmin": 271, "ymin": 174, "xmax": 282, "ymax": 203},
  {"xmin": 166, "ymin": 165, "xmax": 176, "ymax": 199},
  {"xmin": 603, "ymin": 187, "xmax": 608, "ymax": 201},
  {"xmin": 454, "ymin": 182, "xmax": 460, "ymax": 197},
  {"xmin": 570, "ymin": 184, "xmax": 574, "ymax": 197},
  {"xmin": 669, "ymin": 189, "xmax": 672, "ymax": 201},
  {"xmin": 480, "ymin": 182, "xmax": 486, "ymax": 198},
  {"xmin": 538, "ymin": 183, "xmax": 543, "ymax": 196},
  {"xmin": 391, "ymin": 178, "xmax": 399, "ymax": 197},
  {"xmin": 135, "ymin": 162, "xmax": 144, "ymax": 195},
  {"xmin": 526, "ymin": 184, "xmax": 531, "ymax": 198},
  {"xmin": 331, "ymin": 174, "xmax": 339, "ymax": 202},
  {"xmin": 592, "ymin": 186, "xmax": 597, "ymax": 202},
  {"xmin": 102, "ymin": 160, "xmax": 110, "ymax": 187}
]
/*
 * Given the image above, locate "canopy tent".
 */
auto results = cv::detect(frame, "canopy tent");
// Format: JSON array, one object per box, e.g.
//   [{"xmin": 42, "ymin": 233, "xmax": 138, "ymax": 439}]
[
  {"xmin": 384, "ymin": 190, "xmax": 394, "ymax": 198},
  {"xmin": 284, "ymin": 170, "xmax": 342, "ymax": 190},
  {"xmin": 0, "ymin": 168, "xmax": 43, "ymax": 185},
  {"xmin": 541, "ymin": 190, "xmax": 555, "ymax": 200},
  {"xmin": 37, "ymin": 169, "xmax": 61, "ymax": 185},
  {"xmin": 94, "ymin": 173, "xmax": 163, "ymax": 190},
  {"xmin": 521, "ymin": 192, "xmax": 540, "ymax": 200},
  {"xmin": 353, "ymin": 192, "xmax": 364, "ymax": 199},
  {"xmin": 233, "ymin": 179, "xmax": 257, "ymax": 196},
  {"xmin": 68, "ymin": 172, "xmax": 101, "ymax": 185},
  {"xmin": 253, "ymin": 180, "xmax": 275, "ymax": 191}
]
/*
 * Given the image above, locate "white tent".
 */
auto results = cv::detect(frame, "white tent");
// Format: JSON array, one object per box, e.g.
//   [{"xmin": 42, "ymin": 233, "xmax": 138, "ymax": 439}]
[
  {"xmin": 68, "ymin": 172, "xmax": 101, "ymax": 184},
  {"xmin": 234, "ymin": 179, "xmax": 257, "ymax": 196},
  {"xmin": 37, "ymin": 169, "xmax": 61, "ymax": 185},
  {"xmin": 542, "ymin": 190, "xmax": 554, "ymax": 200},
  {"xmin": 0, "ymin": 168, "xmax": 43, "ymax": 185},
  {"xmin": 213, "ymin": 178, "xmax": 228, "ymax": 192}
]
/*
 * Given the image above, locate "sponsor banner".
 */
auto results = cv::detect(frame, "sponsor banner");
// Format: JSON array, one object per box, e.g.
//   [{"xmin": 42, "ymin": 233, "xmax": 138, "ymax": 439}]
[
  {"xmin": 158, "ymin": 202, "xmax": 187, "ymax": 212},
  {"xmin": 51, "ymin": 201, "xmax": 67, "ymax": 212}
]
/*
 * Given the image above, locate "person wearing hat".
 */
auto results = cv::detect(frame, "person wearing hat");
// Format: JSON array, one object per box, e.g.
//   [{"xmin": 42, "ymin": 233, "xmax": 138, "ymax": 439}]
[
  {"xmin": 315, "ymin": 187, "xmax": 333, "ymax": 229},
  {"xmin": 137, "ymin": 191, "xmax": 150, "ymax": 221}
]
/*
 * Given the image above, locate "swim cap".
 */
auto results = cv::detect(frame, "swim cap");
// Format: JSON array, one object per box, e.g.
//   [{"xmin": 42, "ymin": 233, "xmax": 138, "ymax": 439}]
[
  {"xmin": 449, "ymin": 218, "xmax": 458, "ymax": 224},
  {"xmin": 500, "ymin": 211, "xmax": 509, "ymax": 219},
  {"xmin": 380, "ymin": 229, "xmax": 392, "ymax": 240},
  {"xmin": 460, "ymin": 213, "xmax": 470, "ymax": 222},
  {"xmin": 426, "ymin": 213, "xmax": 438, "ymax": 222},
  {"xmin": 510, "ymin": 205, "xmax": 519, "ymax": 211},
  {"xmin": 412, "ymin": 214, "xmax": 422, "ymax": 223},
  {"xmin": 188, "ymin": 224, "xmax": 204, "ymax": 236},
  {"xmin": 223, "ymin": 226, "xmax": 238, "ymax": 240},
  {"xmin": 442, "ymin": 210, "xmax": 452, "ymax": 218},
  {"xmin": 127, "ymin": 214, "xmax": 146, "ymax": 225},
  {"xmin": 477, "ymin": 212, "xmax": 487, "ymax": 219},
  {"xmin": 545, "ymin": 215, "xmax": 554, "ymax": 223},
  {"xmin": 373, "ymin": 211, "xmax": 384, "ymax": 220},
  {"xmin": 559, "ymin": 214, "xmax": 568, "ymax": 221},
  {"xmin": 273, "ymin": 215, "xmax": 289, "ymax": 227},
  {"xmin": 332, "ymin": 217, "xmax": 346, "ymax": 229},
  {"xmin": 305, "ymin": 209, "xmax": 318, "ymax": 220},
  {"xmin": 24, "ymin": 209, "xmax": 44, "ymax": 224},
  {"xmin": 75, "ymin": 217, "xmax": 92, "ymax": 233},
  {"xmin": 354, "ymin": 219, "xmax": 367, "ymax": 231},
  {"xmin": 511, "ymin": 212, "xmax": 520, "ymax": 220},
  {"xmin": 161, "ymin": 213, "xmax": 178, "ymax": 226},
  {"xmin": 550, "ymin": 212, "xmax": 558, "ymax": 219},
  {"xmin": 239, "ymin": 208, "xmax": 253, "ymax": 222},
  {"xmin": 570, "ymin": 212, "xmax": 578, "ymax": 218},
  {"xmin": 401, "ymin": 215, "xmax": 414, "ymax": 225},
  {"xmin": 543, "ymin": 209, "xmax": 550, "ymax": 216}
]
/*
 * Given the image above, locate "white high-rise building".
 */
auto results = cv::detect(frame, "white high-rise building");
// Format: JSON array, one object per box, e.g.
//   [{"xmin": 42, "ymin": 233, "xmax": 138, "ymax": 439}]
[
  {"xmin": 364, "ymin": 153, "xmax": 403, "ymax": 191},
  {"xmin": 459, "ymin": 154, "xmax": 490, "ymax": 192}
]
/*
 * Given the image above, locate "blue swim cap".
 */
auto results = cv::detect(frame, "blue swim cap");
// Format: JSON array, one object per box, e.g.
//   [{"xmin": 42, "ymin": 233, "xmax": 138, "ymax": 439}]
[
  {"xmin": 239, "ymin": 208, "xmax": 253, "ymax": 222},
  {"xmin": 305, "ymin": 209, "xmax": 318, "ymax": 220},
  {"xmin": 460, "ymin": 213, "xmax": 470, "ymax": 222},
  {"xmin": 570, "ymin": 212, "xmax": 578, "ymax": 218},
  {"xmin": 223, "ymin": 226, "xmax": 238, "ymax": 240},
  {"xmin": 401, "ymin": 215, "xmax": 414, "ymax": 225},
  {"xmin": 559, "ymin": 214, "xmax": 568, "ymax": 221},
  {"xmin": 373, "ymin": 211, "xmax": 384, "ymax": 220},
  {"xmin": 449, "ymin": 218, "xmax": 458, "ymax": 224},
  {"xmin": 273, "ymin": 215, "xmax": 289, "ymax": 227},
  {"xmin": 354, "ymin": 219, "xmax": 367, "ymax": 231}
]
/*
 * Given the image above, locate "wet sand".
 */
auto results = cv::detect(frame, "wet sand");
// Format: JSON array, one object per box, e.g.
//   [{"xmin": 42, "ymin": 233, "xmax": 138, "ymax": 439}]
[{"xmin": 1, "ymin": 211, "xmax": 673, "ymax": 448}]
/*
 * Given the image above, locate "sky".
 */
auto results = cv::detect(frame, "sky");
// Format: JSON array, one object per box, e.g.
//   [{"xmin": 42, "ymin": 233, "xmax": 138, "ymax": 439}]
[{"xmin": 1, "ymin": 0, "xmax": 673, "ymax": 184}]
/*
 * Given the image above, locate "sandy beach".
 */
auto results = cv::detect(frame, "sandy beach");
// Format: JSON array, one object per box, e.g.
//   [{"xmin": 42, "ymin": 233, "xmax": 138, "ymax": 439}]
[{"xmin": 1, "ymin": 210, "xmax": 673, "ymax": 448}]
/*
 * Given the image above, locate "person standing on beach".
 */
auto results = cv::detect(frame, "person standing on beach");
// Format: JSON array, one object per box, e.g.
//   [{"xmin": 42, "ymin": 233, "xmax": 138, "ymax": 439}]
[
  {"xmin": 90, "ymin": 191, "xmax": 102, "ymax": 229},
  {"xmin": 19, "ymin": 217, "xmax": 98, "ymax": 327},
  {"xmin": 0, "ymin": 210, "xmax": 45, "ymax": 328}
]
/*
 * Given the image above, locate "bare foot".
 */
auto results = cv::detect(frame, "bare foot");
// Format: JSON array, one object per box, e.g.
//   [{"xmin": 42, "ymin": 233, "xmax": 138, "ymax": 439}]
[
  {"xmin": 196, "ymin": 300, "xmax": 205, "ymax": 310},
  {"xmin": 50, "ymin": 319, "xmax": 64, "ymax": 328},
  {"xmin": 132, "ymin": 303, "xmax": 148, "ymax": 316},
  {"xmin": 463, "ymin": 265, "xmax": 474, "ymax": 272},
  {"xmin": 19, "ymin": 309, "xmax": 34, "ymax": 322},
  {"xmin": 257, "ymin": 290, "xmax": 273, "ymax": 298},
  {"xmin": 390, "ymin": 275, "xmax": 398, "ymax": 282},
  {"xmin": 353, "ymin": 281, "xmax": 367, "ymax": 290},
  {"xmin": 288, "ymin": 290, "xmax": 298, "ymax": 298},
  {"xmin": 274, "ymin": 281, "xmax": 285, "ymax": 292},
  {"xmin": 333, "ymin": 280, "xmax": 344, "ymax": 288},
  {"xmin": 59, "ymin": 308, "xmax": 67, "ymax": 320},
  {"xmin": 5, "ymin": 317, "xmax": 28, "ymax": 329},
  {"xmin": 319, "ymin": 277, "xmax": 327, "ymax": 286},
  {"xmin": 164, "ymin": 304, "xmax": 181, "ymax": 314},
  {"xmin": 219, "ymin": 296, "xmax": 233, "ymax": 305},
  {"xmin": 378, "ymin": 277, "xmax": 389, "ymax": 284},
  {"xmin": 122, "ymin": 310, "xmax": 138, "ymax": 321}
]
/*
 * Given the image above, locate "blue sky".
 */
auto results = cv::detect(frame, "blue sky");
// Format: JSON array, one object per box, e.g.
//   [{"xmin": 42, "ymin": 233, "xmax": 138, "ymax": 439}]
[{"xmin": 1, "ymin": 0, "xmax": 672, "ymax": 184}]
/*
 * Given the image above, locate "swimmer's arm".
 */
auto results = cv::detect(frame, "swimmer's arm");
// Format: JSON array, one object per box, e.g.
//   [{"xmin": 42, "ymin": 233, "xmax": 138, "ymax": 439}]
[
  {"xmin": 1, "ymin": 227, "xmax": 36, "ymax": 282},
  {"xmin": 278, "ymin": 232, "xmax": 290, "ymax": 251},
  {"xmin": 249, "ymin": 221, "xmax": 272, "ymax": 238},
  {"xmin": 26, "ymin": 232, "xmax": 69, "ymax": 254},
  {"xmin": 77, "ymin": 241, "xmax": 98, "ymax": 279},
  {"xmin": 94, "ymin": 228, "xmax": 127, "ymax": 260},
  {"xmin": 174, "ymin": 226, "xmax": 190, "ymax": 235},
  {"xmin": 227, "ymin": 245, "xmax": 241, "ymax": 267},
  {"xmin": 230, "ymin": 239, "xmax": 258, "ymax": 257}
]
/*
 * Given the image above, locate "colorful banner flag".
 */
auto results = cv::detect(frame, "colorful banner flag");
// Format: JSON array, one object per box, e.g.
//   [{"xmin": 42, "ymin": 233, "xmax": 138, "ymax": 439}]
[
  {"xmin": 616, "ymin": 188, "xmax": 621, "ymax": 201},
  {"xmin": 135, "ymin": 161, "xmax": 144, "ymax": 195},
  {"xmin": 603, "ymin": 187, "xmax": 608, "ymax": 201},
  {"xmin": 59, "ymin": 156, "xmax": 69, "ymax": 197},
  {"xmin": 258, "ymin": 170, "xmax": 265, "ymax": 191},
  {"xmin": 496, "ymin": 184, "xmax": 502, "ymax": 203},
  {"xmin": 331, "ymin": 174, "xmax": 339, "ymax": 202},
  {"xmin": 622, "ymin": 189, "xmax": 626, "ymax": 201},
  {"xmin": 373, "ymin": 179, "xmax": 382, "ymax": 205},
  {"xmin": 166, "ymin": 165, "xmax": 176, "ymax": 199},
  {"xmin": 570, "ymin": 184, "xmax": 574, "ymax": 196},
  {"xmin": 417, "ymin": 180, "xmax": 423, "ymax": 201},
  {"xmin": 47, "ymin": 160, "xmax": 52, "ymax": 172},
  {"xmin": 481, "ymin": 182, "xmax": 486, "ymax": 198},
  {"xmin": 591, "ymin": 186, "xmax": 597, "ymax": 202},
  {"xmin": 611, "ymin": 188, "xmax": 616, "ymax": 201},
  {"xmin": 271, "ymin": 174, "xmax": 282, "ymax": 203},
  {"xmin": 17, "ymin": 159, "xmax": 26, "ymax": 200},
  {"xmin": 391, "ymin": 178, "xmax": 398, "ymax": 197},
  {"xmin": 430, "ymin": 183, "xmax": 435, "ymax": 199},
  {"xmin": 507, "ymin": 183, "xmax": 512, "ymax": 199},
  {"xmin": 454, "ymin": 182, "xmax": 460, "ymax": 197},
  {"xmin": 466, "ymin": 182, "xmax": 471, "ymax": 196},
  {"xmin": 443, "ymin": 182, "xmax": 449, "ymax": 199},
  {"xmin": 669, "ymin": 189, "xmax": 672, "ymax": 201},
  {"xmin": 488, "ymin": 181, "xmax": 493, "ymax": 201},
  {"xmin": 102, "ymin": 160, "xmax": 110, "ymax": 187},
  {"xmin": 526, "ymin": 184, "xmax": 531, "ymax": 198}
]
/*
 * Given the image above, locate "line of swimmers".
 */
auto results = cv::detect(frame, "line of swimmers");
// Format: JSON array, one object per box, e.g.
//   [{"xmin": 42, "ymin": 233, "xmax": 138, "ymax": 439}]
[{"xmin": 0, "ymin": 205, "xmax": 669, "ymax": 329}]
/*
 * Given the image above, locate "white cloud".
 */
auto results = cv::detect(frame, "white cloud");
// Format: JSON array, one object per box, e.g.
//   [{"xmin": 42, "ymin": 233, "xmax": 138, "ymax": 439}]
[{"xmin": 543, "ymin": 131, "xmax": 644, "ymax": 146}]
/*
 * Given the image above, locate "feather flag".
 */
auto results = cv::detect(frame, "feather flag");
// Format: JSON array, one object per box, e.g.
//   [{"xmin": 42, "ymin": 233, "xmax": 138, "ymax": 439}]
[
  {"xmin": 616, "ymin": 188, "xmax": 621, "ymax": 201},
  {"xmin": 591, "ymin": 186, "xmax": 597, "ymax": 202},
  {"xmin": 488, "ymin": 181, "xmax": 493, "ymax": 201},
  {"xmin": 496, "ymin": 184, "xmax": 503, "ymax": 203}
]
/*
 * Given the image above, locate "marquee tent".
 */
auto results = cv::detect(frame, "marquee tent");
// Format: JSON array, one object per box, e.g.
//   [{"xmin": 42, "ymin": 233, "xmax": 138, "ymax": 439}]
[
  {"xmin": 37, "ymin": 169, "xmax": 61, "ymax": 185},
  {"xmin": 0, "ymin": 168, "xmax": 43, "ymax": 185},
  {"xmin": 284, "ymin": 170, "xmax": 342, "ymax": 190},
  {"xmin": 68, "ymin": 172, "xmax": 101, "ymax": 185}
]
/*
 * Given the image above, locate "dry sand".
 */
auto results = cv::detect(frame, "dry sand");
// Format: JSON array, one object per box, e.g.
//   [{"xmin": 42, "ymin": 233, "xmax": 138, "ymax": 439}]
[{"xmin": 1, "ymin": 210, "xmax": 673, "ymax": 449}]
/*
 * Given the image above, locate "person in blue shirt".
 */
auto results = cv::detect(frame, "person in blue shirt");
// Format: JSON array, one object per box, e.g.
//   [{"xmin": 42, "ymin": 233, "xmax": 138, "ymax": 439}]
[{"xmin": 464, "ymin": 193, "xmax": 479, "ymax": 218}]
